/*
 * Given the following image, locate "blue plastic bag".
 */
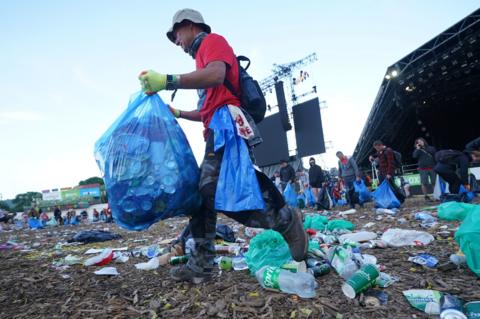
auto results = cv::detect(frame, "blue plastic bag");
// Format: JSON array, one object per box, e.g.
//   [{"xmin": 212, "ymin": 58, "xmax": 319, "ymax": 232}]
[
  {"xmin": 304, "ymin": 187, "xmax": 316, "ymax": 207},
  {"xmin": 209, "ymin": 106, "xmax": 265, "ymax": 212},
  {"xmin": 354, "ymin": 180, "xmax": 372, "ymax": 203},
  {"xmin": 28, "ymin": 218, "xmax": 43, "ymax": 229},
  {"xmin": 94, "ymin": 92, "xmax": 202, "ymax": 230},
  {"xmin": 373, "ymin": 180, "xmax": 401, "ymax": 208},
  {"xmin": 283, "ymin": 183, "xmax": 297, "ymax": 207},
  {"xmin": 459, "ymin": 185, "xmax": 475, "ymax": 203}
]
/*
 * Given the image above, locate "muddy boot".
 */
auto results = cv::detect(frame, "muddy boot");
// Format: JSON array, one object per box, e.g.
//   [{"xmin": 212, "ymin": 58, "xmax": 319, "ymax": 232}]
[
  {"xmin": 170, "ymin": 237, "xmax": 214, "ymax": 284},
  {"xmin": 274, "ymin": 205, "xmax": 308, "ymax": 262},
  {"xmin": 169, "ymin": 265, "xmax": 212, "ymax": 284}
]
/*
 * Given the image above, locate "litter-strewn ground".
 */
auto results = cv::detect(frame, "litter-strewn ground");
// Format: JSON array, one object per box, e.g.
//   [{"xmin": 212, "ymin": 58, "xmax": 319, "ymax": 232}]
[{"xmin": 1, "ymin": 197, "xmax": 479, "ymax": 319}]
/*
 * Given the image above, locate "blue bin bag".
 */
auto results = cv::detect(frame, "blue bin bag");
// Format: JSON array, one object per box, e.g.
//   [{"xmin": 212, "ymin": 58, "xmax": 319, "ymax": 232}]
[
  {"xmin": 94, "ymin": 92, "xmax": 202, "ymax": 231},
  {"xmin": 354, "ymin": 180, "xmax": 372, "ymax": 203},
  {"xmin": 373, "ymin": 180, "xmax": 401, "ymax": 209},
  {"xmin": 304, "ymin": 187, "xmax": 316, "ymax": 207},
  {"xmin": 283, "ymin": 183, "xmax": 297, "ymax": 207},
  {"xmin": 28, "ymin": 218, "xmax": 43, "ymax": 229},
  {"xmin": 459, "ymin": 185, "xmax": 475, "ymax": 203},
  {"xmin": 209, "ymin": 106, "xmax": 265, "ymax": 212}
]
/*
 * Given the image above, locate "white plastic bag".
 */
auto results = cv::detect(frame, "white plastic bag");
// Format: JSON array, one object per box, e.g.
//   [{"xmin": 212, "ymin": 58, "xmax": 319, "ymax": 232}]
[
  {"xmin": 381, "ymin": 228, "xmax": 434, "ymax": 247},
  {"xmin": 135, "ymin": 256, "xmax": 160, "ymax": 270}
]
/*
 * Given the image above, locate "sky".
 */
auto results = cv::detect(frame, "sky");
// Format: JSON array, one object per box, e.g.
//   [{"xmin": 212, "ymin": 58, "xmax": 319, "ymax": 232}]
[{"xmin": 0, "ymin": 1, "xmax": 478, "ymax": 200}]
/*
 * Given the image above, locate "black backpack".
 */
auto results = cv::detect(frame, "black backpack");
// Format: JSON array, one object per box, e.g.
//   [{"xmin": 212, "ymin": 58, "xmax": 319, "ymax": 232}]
[{"xmin": 224, "ymin": 56, "xmax": 267, "ymax": 123}]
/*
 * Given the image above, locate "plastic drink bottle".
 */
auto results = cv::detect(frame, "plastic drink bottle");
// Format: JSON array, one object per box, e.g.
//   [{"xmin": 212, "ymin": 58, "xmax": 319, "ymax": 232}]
[{"xmin": 255, "ymin": 266, "xmax": 317, "ymax": 298}]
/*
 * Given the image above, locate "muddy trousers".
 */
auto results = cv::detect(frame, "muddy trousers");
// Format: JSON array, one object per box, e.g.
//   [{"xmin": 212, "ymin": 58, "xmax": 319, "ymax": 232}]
[{"xmin": 186, "ymin": 133, "xmax": 288, "ymax": 274}]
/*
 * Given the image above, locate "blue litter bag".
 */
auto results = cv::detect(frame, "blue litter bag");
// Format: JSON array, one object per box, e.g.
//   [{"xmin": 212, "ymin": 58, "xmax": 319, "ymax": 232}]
[
  {"xmin": 373, "ymin": 180, "xmax": 401, "ymax": 208},
  {"xmin": 304, "ymin": 187, "xmax": 316, "ymax": 207},
  {"xmin": 459, "ymin": 185, "xmax": 475, "ymax": 203},
  {"xmin": 94, "ymin": 92, "xmax": 202, "ymax": 230},
  {"xmin": 209, "ymin": 106, "xmax": 264, "ymax": 212},
  {"xmin": 283, "ymin": 182, "xmax": 297, "ymax": 207},
  {"xmin": 28, "ymin": 218, "xmax": 43, "ymax": 229},
  {"xmin": 354, "ymin": 180, "xmax": 372, "ymax": 203}
]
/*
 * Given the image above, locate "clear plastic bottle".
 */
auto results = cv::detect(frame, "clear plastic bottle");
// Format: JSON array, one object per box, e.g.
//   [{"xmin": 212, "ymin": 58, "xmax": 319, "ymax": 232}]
[
  {"xmin": 375, "ymin": 208, "xmax": 397, "ymax": 216},
  {"xmin": 255, "ymin": 266, "xmax": 317, "ymax": 298}
]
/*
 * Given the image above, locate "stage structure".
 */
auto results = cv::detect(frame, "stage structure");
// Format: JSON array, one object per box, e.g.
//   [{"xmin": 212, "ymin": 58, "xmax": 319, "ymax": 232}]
[
  {"xmin": 252, "ymin": 53, "xmax": 326, "ymax": 167},
  {"xmin": 354, "ymin": 8, "xmax": 480, "ymax": 167}
]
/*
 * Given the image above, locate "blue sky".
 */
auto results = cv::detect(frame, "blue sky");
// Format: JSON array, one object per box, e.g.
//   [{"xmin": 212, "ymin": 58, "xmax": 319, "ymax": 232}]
[{"xmin": 0, "ymin": 1, "xmax": 478, "ymax": 199}]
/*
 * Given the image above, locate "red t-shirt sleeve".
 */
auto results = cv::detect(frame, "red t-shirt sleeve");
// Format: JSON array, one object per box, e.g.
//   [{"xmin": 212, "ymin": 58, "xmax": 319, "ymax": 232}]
[{"xmin": 198, "ymin": 34, "xmax": 235, "ymax": 68}]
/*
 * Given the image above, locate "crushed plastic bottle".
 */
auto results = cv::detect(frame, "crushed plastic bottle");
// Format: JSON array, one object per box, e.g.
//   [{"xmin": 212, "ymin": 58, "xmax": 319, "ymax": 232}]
[
  {"xmin": 255, "ymin": 266, "xmax": 317, "ymax": 298},
  {"xmin": 415, "ymin": 212, "xmax": 438, "ymax": 228},
  {"xmin": 328, "ymin": 245, "xmax": 359, "ymax": 279},
  {"xmin": 375, "ymin": 208, "xmax": 398, "ymax": 216},
  {"xmin": 449, "ymin": 253, "xmax": 467, "ymax": 267}
]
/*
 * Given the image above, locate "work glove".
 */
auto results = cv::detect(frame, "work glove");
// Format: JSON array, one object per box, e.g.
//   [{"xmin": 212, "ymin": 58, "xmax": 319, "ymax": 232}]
[
  {"xmin": 168, "ymin": 105, "xmax": 181, "ymax": 118},
  {"xmin": 138, "ymin": 70, "xmax": 168, "ymax": 95}
]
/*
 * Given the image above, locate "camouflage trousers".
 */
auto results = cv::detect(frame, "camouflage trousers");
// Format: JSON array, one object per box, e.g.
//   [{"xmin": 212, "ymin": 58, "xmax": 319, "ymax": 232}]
[{"xmin": 186, "ymin": 131, "xmax": 287, "ymax": 274}]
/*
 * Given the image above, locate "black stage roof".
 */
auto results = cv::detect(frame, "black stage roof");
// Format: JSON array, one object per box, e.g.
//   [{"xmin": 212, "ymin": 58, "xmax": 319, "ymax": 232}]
[{"xmin": 354, "ymin": 8, "xmax": 480, "ymax": 167}]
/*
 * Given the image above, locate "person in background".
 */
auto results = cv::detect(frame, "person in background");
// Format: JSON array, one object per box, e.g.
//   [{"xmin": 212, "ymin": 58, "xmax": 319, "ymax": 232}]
[
  {"xmin": 465, "ymin": 136, "xmax": 480, "ymax": 162},
  {"xmin": 40, "ymin": 210, "xmax": 50, "ymax": 225},
  {"xmin": 412, "ymin": 137, "xmax": 436, "ymax": 201},
  {"xmin": 271, "ymin": 171, "xmax": 282, "ymax": 192},
  {"xmin": 279, "ymin": 160, "xmax": 296, "ymax": 191},
  {"xmin": 296, "ymin": 169, "xmax": 309, "ymax": 194},
  {"xmin": 92, "ymin": 209, "xmax": 100, "ymax": 222},
  {"xmin": 369, "ymin": 140, "xmax": 405, "ymax": 203},
  {"xmin": 100, "ymin": 209, "xmax": 107, "ymax": 222},
  {"xmin": 336, "ymin": 151, "xmax": 362, "ymax": 209},
  {"xmin": 80, "ymin": 210, "xmax": 88, "ymax": 221},
  {"xmin": 53, "ymin": 206, "xmax": 62, "ymax": 224},
  {"xmin": 434, "ymin": 149, "xmax": 471, "ymax": 194},
  {"xmin": 308, "ymin": 157, "xmax": 325, "ymax": 202},
  {"xmin": 105, "ymin": 208, "xmax": 113, "ymax": 223}
]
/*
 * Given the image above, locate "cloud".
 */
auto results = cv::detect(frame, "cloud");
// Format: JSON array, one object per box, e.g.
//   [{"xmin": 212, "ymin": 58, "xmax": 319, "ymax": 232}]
[{"xmin": 0, "ymin": 111, "xmax": 44, "ymax": 123}]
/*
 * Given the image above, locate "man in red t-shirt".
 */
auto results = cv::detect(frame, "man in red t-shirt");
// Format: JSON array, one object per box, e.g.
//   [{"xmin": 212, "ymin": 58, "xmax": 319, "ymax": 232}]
[{"xmin": 139, "ymin": 9, "xmax": 307, "ymax": 284}]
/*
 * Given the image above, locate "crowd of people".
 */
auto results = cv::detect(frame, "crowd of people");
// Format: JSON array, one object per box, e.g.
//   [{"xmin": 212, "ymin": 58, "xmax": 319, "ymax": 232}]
[
  {"xmin": 269, "ymin": 135, "xmax": 480, "ymax": 211},
  {"xmin": 2, "ymin": 206, "xmax": 114, "ymax": 228}
]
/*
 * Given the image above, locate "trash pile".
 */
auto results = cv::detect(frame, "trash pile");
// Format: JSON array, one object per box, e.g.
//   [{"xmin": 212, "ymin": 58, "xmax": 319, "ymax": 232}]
[{"xmin": 2, "ymin": 198, "xmax": 480, "ymax": 318}]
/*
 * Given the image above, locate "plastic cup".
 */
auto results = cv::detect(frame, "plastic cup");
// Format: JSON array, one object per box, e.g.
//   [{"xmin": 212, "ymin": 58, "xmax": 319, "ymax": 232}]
[{"xmin": 342, "ymin": 264, "xmax": 379, "ymax": 299}]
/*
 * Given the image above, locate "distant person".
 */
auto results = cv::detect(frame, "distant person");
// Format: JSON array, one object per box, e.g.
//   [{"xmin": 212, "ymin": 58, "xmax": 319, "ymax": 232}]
[
  {"xmin": 100, "ymin": 209, "xmax": 107, "ymax": 222},
  {"xmin": 271, "ymin": 171, "xmax": 282, "ymax": 191},
  {"xmin": 105, "ymin": 209, "xmax": 113, "ymax": 223},
  {"xmin": 465, "ymin": 136, "xmax": 480, "ymax": 162},
  {"xmin": 336, "ymin": 151, "xmax": 361, "ymax": 209},
  {"xmin": 296, "ymin": 169, "xmax": 309, "ymax": 194},
  {"xmin": 369, "ymin": 140, "xmax": 405, "ymax": 203},
  {"xmin": 308, "ymin": 157, "xmax": 325, "ymax": 202},
  {"xmin": 279, "ymin": 160, "xmax": 296, "ymax": 191},
  {"xmin": 412, "ymin": 138, "xmax": 436, "ymax": 201},
  {"xmin": 53, "ymin": 206, "xmax": 62, "ymax": 224},
  {"xmin": 80, "ymin": 210, "xmax": 88, "ymax": 221},
  {"xmin": 434, "ymin": 149, "xmax": 471, "ymax": 194},
  {"xmin": 92, "ymin": 209, "xmax": 100, "ymax": 222},
  {"xmin": 40, "ymin": 210, "xmax": 50, "ymax": 224}
]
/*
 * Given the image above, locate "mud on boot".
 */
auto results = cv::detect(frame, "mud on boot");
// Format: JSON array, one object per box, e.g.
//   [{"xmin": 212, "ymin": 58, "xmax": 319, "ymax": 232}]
[
  {"xmin": 275, "ymin": 205, "xmax": 308, "ymax": 261},
  {"xmin": 169, "ymin": 264, "xmax": 212, "ymax": 284}
]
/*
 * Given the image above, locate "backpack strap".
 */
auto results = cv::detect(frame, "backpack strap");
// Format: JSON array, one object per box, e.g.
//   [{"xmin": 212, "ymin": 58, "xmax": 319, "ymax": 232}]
[{"xmin": 223, "ymin": 56, "xmax": 250, "ymax": 98}]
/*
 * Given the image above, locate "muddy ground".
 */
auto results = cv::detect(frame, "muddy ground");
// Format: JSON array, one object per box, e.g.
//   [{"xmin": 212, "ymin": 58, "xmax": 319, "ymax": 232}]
[{"xmin": 1, "ymin": 197, "xmax": 479, "ymax": 319}]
